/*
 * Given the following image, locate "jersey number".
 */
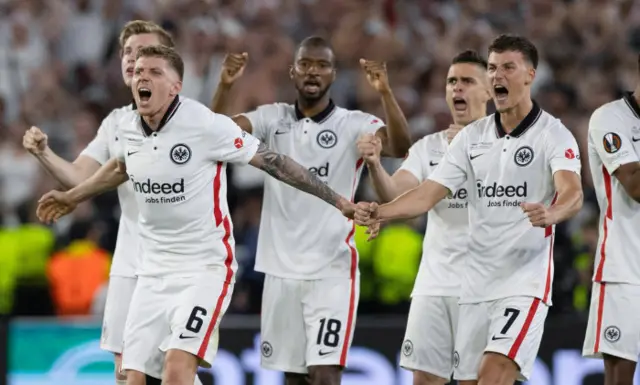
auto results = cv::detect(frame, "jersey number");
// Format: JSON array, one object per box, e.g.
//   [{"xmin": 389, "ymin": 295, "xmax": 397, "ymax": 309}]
[
  {"xmin": 499, "ymin": 307, "xmax": 521, "ymax": 335},
  {"xmin": 317, "ymin": 318, "xmax": 342, "ymax": 348},
  {"xmin": 186, "ymin": 306, "xmax": 208, "ymax": 333}
]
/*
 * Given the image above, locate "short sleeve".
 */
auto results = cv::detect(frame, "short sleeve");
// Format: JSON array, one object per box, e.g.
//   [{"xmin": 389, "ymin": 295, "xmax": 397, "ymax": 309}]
[
  {"xmin": 79, "ymin": 114, "xmax": 112, "ymax": 164},
  {"xmin": 356, "ymin": 113, "xmax": 386, "ymax": 136},
  {"xmin": 398, "ymin": 140, "xmax": 427, "ymax": 183},
  {"xmin": 588, "ymin": 108, "xmax": 639, "ymax": 174},
  {"xmin": 427, "ymin": 129, "xmax": 469, "ymax": 192},
  {"xmin": 547, "ymin": 123, "xmax": 582, "ymax": 176},
  {"xmin": 239, "ymin": 104, "xmax": 281, "ymax": 142},
  {"xmin": 208, "ymin": 113, "xmax": 260, "ymax": 164}
]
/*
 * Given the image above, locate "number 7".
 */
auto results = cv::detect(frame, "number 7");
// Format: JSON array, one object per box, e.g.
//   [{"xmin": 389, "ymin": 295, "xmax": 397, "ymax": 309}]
[{"xmin": 500, "ymin": 307, "xmax": 520, "ymax": 335}]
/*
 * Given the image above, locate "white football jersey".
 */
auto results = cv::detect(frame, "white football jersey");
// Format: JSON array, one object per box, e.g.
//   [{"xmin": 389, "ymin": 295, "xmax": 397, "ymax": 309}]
[
  {"xmin": 115, "ymin": 96, "xmax": 260, "ymax": 277},
  {"xmin": 428, "ymin": 102, "xmax": 581, "ymax": 305},
  {"xmin": 242, "ymin": 101, "xmax": 385, "ymax": 279},
  {"xmin": 588, "ymin": 92, "xmax": 640, "ymax": 285},
  {"xmin": 80, "ymin": 104, "xmax": 139, "ymax": 277},
  {"xmin": 400, "ymin": 131, "xmax": 469, "ymax": 297}
]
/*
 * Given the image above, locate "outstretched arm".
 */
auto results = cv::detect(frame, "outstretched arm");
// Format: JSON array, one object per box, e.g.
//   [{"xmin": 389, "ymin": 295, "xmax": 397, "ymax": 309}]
[
  {"xmin": 249, "ymin": 143, "xmax": 352, "ymax": 213},
  {"xmin": 376, "ymin": 179, "xmax": 450, "ymax": 221},
  {"xmin": 66, "ymin": 158, "xmax": 129, "ymax": 203}
]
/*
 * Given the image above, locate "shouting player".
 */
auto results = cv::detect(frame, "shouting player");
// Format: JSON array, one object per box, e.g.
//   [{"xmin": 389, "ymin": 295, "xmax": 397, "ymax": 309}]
[
  {"xmin": 36, "ymin": 45, "xmax": 358, "ymax": 385},
  {"xmin": 353, "ymin": 35, "xmax": 583, "ymax": 385},
  {"xmin": 582, "ymin": 59, "xmax": 640, "ymax": 385},
  {"xmin": 211, "ymin": 36, "xmax": 411, "ymax": 384},
  {"xmin": 357, "ymin": 50, "xmax": 490, "ymax": 385},
  {"xmin": 21, "ymin": 20, "xmax": 187, "ymax": 385}
]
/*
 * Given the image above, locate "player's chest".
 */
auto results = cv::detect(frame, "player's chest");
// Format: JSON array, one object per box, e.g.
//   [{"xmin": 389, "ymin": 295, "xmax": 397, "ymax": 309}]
[{"xmin": 468, "ymin": 135, "xmax": 547, "ymax": 182}]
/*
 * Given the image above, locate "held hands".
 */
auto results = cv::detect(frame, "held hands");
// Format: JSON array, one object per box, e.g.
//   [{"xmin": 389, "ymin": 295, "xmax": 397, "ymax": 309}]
[
  {"xmin": 220, "ymin": 53, "xmax": 248, "ymax": 85},
  {"xmin": 357, "ymin": 133, "xmax": 382, "ymax": 165},
  {"xmin": 521, "ymin": 202, "xmax": 556, "ymax": 228},
  {"xmin": 23, "ymin": 126, "xmax": 48, "ymax": 155},
  {"xmin": 36, "ymin": 190, "xmax": 78, "ymax": 224},
  {"xmin": 360, "ymin": 58, "xmax": 391, "ymax": 93},
  {"xmin": 444, "ymin": 124, "xmax": 464, "ymax": 144}
]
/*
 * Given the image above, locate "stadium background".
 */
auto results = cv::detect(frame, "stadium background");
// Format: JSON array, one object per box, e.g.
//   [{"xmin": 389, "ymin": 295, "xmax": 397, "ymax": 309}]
[{"xmin": 0, "ymin": 0, "xmax": 639, "ymax": 383}]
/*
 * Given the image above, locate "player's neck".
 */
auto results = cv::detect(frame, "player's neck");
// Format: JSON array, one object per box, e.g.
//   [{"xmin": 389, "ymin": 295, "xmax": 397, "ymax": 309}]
[
  {"xmin": 499, "ymin": 98, "xmax": 533, "ymax": 133},
  {"xmin": 143, "ymin": 100, "xmax": 174, "ymax": 130},
  {"xmin": 455, "ymin": 113, "xmax": 487, "ymax": 126},
  {"xmin": 297, "ymin": 97, "xmax": 331, "ymax": 117}
]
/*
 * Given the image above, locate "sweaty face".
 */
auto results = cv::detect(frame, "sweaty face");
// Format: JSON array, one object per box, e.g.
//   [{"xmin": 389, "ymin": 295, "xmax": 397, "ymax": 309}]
[
  {"xmin": 121, "ymin": 33, "xmax": 163, "ymax": 87},
  {"xmin": 132, "ymin": 56, "xmax": 181, "ymax": 116},
  {"xmin": 291, "ymin": 46, "xmax": 336, "ymax": 102},
  {"xmin": 487, "ymin": 50, "xmax": 535, "ymax": 113},
  {"xmin": 445, "ymin": 63, "xmax": 490, "ymax": 126}
]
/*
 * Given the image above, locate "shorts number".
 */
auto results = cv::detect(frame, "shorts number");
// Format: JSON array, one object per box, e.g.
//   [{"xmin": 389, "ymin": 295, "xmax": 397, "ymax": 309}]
[
  {"xmin": 186, "ymin": 306, "xmax": 207, "ymax": 333},
  {"xmin": 499, "ymin": 307, "xmax": 520, "ymax": 335},
  {"xmin": 317, "ymin": 318, "xmax": 342, "ymax": 348}
]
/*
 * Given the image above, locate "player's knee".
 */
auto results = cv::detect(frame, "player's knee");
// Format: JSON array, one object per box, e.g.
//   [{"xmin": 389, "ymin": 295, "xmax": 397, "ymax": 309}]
[
  {"xmin": 412, "ymin": 370, "xmax": 448, "ymax": 385},
  {"xmin": 477, "ymin": 352, "xmax": 519, "ymax": 385},
  {"xmin": 163, "ymin": 349, "xmax": 199, "ymax": 385},
  {"xmin": 285, "ymin": 372, "xmax": 310, "ymax": 385},
  {"xmin": 124, "ymin": 370, "xmax": 145, "ymax": 385},
  {"xmin": 308, "ymin": 365, "xmax": 341, "ymax": 385},
  {"xmin": 603, "ymin": 354, "xmax": 636, "ymax": 385}
]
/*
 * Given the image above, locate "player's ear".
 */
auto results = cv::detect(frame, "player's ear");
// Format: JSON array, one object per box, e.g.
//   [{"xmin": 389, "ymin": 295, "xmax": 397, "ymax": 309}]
[
  {"xmin": 172, "ymin": 80, "xmax": 183, "ymax": 96},
  {"xmin": 289, "ymin": 65, "xmax": 294, "ymax": 79},
  {"xmin": 525, "ymin": 67, "xmax": 536, "ymax": 86}
]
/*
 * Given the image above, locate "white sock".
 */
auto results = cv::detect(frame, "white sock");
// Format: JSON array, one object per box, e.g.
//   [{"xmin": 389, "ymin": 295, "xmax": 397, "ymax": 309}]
[
  {"xmin": 116, "ymin": 380, "xmax": 127, "ymax": 385},
  {"xmin": 193, "ymin": 374, "xmax": 203, "ymax": 385}
]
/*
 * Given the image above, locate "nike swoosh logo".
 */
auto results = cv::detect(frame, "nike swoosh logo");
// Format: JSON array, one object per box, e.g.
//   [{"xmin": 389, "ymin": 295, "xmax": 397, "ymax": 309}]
[
  {"xmin": 318, "ymin": 350, "xmax": 335, "ymax": 356},
  {"xmin": 127, "ymin": 151, "xmax": 139, "ymax": 156},
  {"xmin": 470, "ymin": 153, "xmax": 485, "ymax": 160},
  {"xmin": 179, "ymin": 333, "xmax": 196, "ymax": 339},
  {"xmin": 429, "ymin": 161, "xmax": 439, "ymax": 166},
  {"xmin": 633, "ymin": 137, "xmax": 640, "ymax": 142},
  {"xmin": 275, "ymin": 131, "xmax": 288, "ymax": 135},
  {"xmin": 491, "ymin": 335, "xmax": 510, "ymax": 341}
]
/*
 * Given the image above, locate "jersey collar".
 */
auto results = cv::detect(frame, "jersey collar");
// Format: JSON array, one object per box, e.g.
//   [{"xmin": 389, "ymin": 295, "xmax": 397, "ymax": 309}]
[
  {"xmin": 140, "ymin": 95, "xmax": 181, "ymax": 136},
  {"xmin": 494, "ymin": 100, "xmax": 541, "ymax": 139},
  {"xmin": 294, "ymin": 99, "xmax": 336, "ymax": 123},
  {"xmin": 623, "ymin": 92, "xmax": 640, "ymax": 119}
]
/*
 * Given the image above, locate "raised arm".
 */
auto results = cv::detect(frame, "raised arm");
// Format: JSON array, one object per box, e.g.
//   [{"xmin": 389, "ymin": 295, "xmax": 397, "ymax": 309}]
[
  {"xmin": 23, "ymin": 126, "xmax": 102, "ymax": 189},
  {"xmin": 210, "ymin": 53, "xmax": 254, "ymax": 133},
  {"xmin": 249, "ymin": 143, "xmax": 353, "ymax": 214},
  {"xmin": 360, "ymin": 59, "xmax": 411, "ymax": 157}
]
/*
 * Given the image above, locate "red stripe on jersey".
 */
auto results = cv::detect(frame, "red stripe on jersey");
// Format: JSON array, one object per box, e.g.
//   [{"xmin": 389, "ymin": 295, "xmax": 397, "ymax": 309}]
[
  {"xmin": 213, "ymin": 162, "xmax": 223, "ymax": 227},
  {"xmin": 593, "ymin": 283, "xmax": 606, "ymax": 353},
  {"xmin": 508, "ymin": 297, "xmax": 541, "ymax": 359},
  {"xmin": 595, "ymin": 165, "xmax": 613, "ymax": 282},
  {"xmin": 197, "ymin": 216, "xmax": 234, "ymax": 359},
  {"xmin": 542, "ymin": 193, "xmax": 558, "ymax": 302},
  {"xmin": 339, "ymin": 158, "xmax": 365, "ymax": 366}
]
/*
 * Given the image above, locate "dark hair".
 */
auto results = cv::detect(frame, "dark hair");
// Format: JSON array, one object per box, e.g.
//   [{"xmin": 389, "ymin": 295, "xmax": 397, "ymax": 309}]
[
  {"xmin": 488, "ymin": 34, "xmax": 538, "ymax": 69},
  {"xmin": 136, "ymin": 45, "xmax": 184, "ymax": 80},
  {"xmin": 296, "ymin": 35, "xmax": 335, "ymax": 64},
  {"xmin": 119, "ymin": 20, "xmax": 175, "ymax": 49},
  {"xmin": 451, "ymin": 49, "xmax": 487, "ymax": 69}
]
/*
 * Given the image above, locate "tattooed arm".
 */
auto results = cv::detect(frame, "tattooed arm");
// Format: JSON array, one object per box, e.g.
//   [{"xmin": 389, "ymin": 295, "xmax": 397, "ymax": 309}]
[{"xmin": 249, "ymin": 143, "xmax": 354, "ymax": 215}]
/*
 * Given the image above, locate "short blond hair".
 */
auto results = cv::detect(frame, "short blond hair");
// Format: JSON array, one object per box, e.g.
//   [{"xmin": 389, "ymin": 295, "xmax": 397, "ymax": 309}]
[
  {"xmin": 136, "ymin": 45, "xmax": 184, "ymax": 80},
  {"xmin": 119, "ymin": 20, "xmax": 174, "ymax": 50}
]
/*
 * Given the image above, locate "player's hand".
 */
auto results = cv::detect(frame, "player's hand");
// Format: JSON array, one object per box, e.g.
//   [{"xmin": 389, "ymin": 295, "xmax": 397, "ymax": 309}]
[
  {"xmin": 364, "ymin": 222, "xmax": 381, "ymax": 241},
  {"xmin": 220, "ymin": 53, "xmax": 248, "ymax": 85},
  {"xmin": 339, "ymin": 199, "xmax": 358, "ymax": 219},
  {"xmin": 23, "ymin": 126, "xmax": 48, "ymax": 155},
  {"xmin": 357, "ymin": 133, "xmax": 382, "ymax": 165},
  {"xmin": 354, "ymin": 201, "xmax": 379, "ymax": 226},
  {"xmin": 360, "ymin": 58, "xmax": 391, "ymax": 94},
  {"xmin": 444, "ymin": 124, "xmax": 464, "ymax": 144},
  {"xmin": 521, "ymin": 202, "xmax": 556, "ymax": 228},
  {"xmin": 36, "ymin": 190, "xmax": 77, "ymax": 224}
]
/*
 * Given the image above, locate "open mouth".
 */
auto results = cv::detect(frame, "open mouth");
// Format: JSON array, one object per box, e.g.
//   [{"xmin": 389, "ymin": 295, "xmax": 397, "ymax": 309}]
[
  {"xmin": 138, "ymin": 87, "xmax": 152, "ymax": 102},
  {"xmin": 303, "ymin": 79, "xmax": 320, "ymax": 93},
  {"xmin": 126, "ymin": 67, "xmax": 134, "ymax": 75},
  {"xmin": 453, "ymin": 97, "xmax": 467, "ymax": 111},
  {"xmin": 494, "ymin": 85, "xmax": 509, "ymax": 100}
]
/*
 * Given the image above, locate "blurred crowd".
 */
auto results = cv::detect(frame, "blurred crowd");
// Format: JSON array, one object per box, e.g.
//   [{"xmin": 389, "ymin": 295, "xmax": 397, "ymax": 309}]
[{"xmin": 0, "ymin": 0, "xmax": 638, "ymax": 318}]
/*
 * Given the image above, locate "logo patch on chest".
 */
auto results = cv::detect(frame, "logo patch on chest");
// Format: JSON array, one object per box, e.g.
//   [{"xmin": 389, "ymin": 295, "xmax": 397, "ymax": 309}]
[
  {"xmin": 317, "ymin": 129, "xmax": 338, "ymax": 149},
  {"xmin": 170, "ymin": 144, "xmax": 192, "ymax": 165},
  {"xmin": 514, "ymin": 146, "xmax": 534, "ymax": 167}
]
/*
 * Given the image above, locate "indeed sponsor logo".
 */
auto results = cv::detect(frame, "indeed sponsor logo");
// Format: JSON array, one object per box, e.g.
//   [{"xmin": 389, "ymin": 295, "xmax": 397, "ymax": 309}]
[
  {"xmin": 446, "ymin": 188, "xmax": 468, "ymax": 209},
  {"xmin": 309, "ymin": 162, "xmax": 329, "ymax": 177},
  {"xmin": 477, "ymin": 181, "xmax": 527, "ymax": 207},
  {"xmin": 130, "ymin": 176, "xmax": 186, "ymax": 203}
]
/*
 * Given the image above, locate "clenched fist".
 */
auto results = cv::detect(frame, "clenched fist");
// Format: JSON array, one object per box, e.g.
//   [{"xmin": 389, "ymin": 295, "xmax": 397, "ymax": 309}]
[
  {"xmin": 360, "ymin": 58, "xmax": 391, "ymax": 93},
  {"xmin": 220, "ymin": 52, "xmax": 248, "ymax": 85},
  {"xmin": 357, "ymin": 133, "xmax": 382, "ymax": 165},
  {"xmin": 23, "ymin": 126, "xmax": 48, "ymax": 155},
  {"xmin": 521, "ymin": 202, "xmax": 556, "ymax": 228}
]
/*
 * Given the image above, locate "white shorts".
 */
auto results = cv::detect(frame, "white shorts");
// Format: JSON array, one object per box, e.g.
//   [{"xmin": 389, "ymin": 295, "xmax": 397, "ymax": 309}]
[
  {"xmin": 583, "ymin": 282, "xmax": 640, "ymax": 362},
  {"xmin": 400, "ymin": 296, "xmax": 459, "ymax": 379},
  {"xmin": 121, "ymin": 274, "xmax": 233, "ymax": 378},
  {"xmin": 101, "ymin": 276, "xmax": 137, "ymax": 354},
  {"xmin": 260, "ymin": 275, "xmax": 359, "ymax": 374},
  {"xmin": 454, "ymin": 296, "xmax": 548, "ymax": 382}
]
